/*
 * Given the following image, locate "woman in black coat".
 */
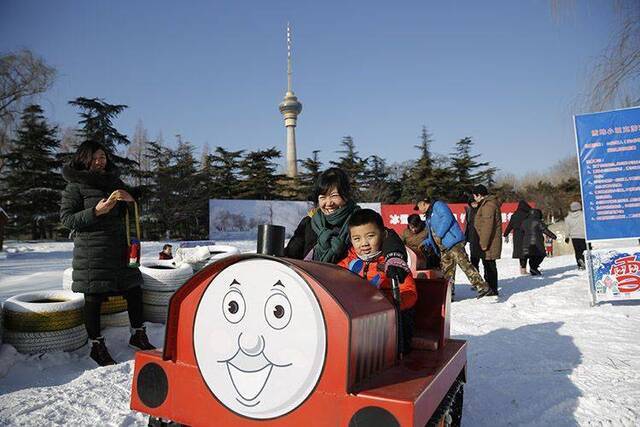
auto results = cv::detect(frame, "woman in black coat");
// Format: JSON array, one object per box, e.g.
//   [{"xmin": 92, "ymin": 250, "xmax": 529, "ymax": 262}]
[
  {"xmin": 464, "ymin": 201, "xmax": 482, "ymax": 270},
  {"xmin": 503, "ymin": 200, "xmax": 531, "ymax": 274},
  {"xmin": 520, "ymin": 209, "xmax": 557, "ymax": 276},
  {"xmin": 60, "ymin": 141, "xmax": 155, "ymax": 366},
  {"xmin": 284, "ymin": 168, "xmax": 409, "ymax": 281}
]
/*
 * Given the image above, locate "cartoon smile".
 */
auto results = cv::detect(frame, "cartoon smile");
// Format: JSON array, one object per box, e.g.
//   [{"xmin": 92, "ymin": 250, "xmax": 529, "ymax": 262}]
[{"xmin": 218, "ymin": 333, "xmax": 291, "ymax": 406}]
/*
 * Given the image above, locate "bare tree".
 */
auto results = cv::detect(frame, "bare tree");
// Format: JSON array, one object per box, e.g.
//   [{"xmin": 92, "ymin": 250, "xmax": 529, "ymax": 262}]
[
  {"xmin": 0, "ymin": 49, "xmax": 56, "ymax": 130},
  {"xmin": 552, "ymin": 0, "xmax": 640, "ymax": 110},
  {"xmin": 0, "ymin": 49, "xmax": 56, "ymax": 168}
]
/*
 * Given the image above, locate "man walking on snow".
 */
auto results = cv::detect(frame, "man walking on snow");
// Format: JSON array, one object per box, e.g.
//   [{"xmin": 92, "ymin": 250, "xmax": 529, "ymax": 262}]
[
  {"xmin": 416, "ymin": 197, "xmax": 492, "ymax": 299},
  {"xmin": 472, "ymin": 185, "xmax": 502, "ymax": 296}
]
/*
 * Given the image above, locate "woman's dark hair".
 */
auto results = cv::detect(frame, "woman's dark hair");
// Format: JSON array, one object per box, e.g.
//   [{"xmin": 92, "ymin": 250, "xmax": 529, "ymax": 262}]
[
  {"xmin": 407, "ymin": 213, "xmax": 424, "ymax": 230},
  {"xmin": 163, "ymin": 244, "xmax": 173, "ymax": 251},
  {"xmin": 72, "ymin": 141, "xmax": 110, "ymax": 171},
  {"xmin": 348, "ymin": 209, "xmax": 384, "ymax": 232},
  {"xmin": 312, "ymin": 167, "xmax": 352, "ymax": 204}
]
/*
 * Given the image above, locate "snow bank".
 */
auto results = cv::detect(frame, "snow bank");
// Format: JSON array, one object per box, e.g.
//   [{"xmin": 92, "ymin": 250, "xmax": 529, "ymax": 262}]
[{"xmin": 0, "ymin": 240, "xmax": 639, "ymax": 426}]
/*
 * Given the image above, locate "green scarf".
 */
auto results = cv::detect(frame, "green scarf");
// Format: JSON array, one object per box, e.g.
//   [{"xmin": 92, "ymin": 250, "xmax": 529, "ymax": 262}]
[{"xmin": 310, "ymin": 200, "xmax": 359, "ymax": 263}]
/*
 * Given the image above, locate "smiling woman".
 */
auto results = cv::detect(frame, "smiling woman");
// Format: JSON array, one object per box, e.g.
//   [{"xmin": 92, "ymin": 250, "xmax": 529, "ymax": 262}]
[{"xmin": 284, "ymin": 168, "xmax": 408, "ymax": 275}]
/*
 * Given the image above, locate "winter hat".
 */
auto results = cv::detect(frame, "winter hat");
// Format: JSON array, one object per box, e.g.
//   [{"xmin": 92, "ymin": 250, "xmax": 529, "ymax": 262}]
[{"xmin": 570, "ymin": 201, "xmax": 581, "ymax": 212}]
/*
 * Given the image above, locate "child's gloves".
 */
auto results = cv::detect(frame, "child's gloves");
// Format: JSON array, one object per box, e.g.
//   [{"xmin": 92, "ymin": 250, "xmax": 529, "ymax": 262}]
[{"xmin": 384, "ymin": 252, "xmax": 410, "ymax": 283}]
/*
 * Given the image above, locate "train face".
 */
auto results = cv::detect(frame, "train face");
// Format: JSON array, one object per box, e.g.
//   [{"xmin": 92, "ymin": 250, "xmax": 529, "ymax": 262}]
[
  {"xmin": 193, "ymin": 259, "xmax": 326, "ymax": 419},
  {"xmin": 130, "ymin": 254, "xmax": 467, "ymax": 427}
]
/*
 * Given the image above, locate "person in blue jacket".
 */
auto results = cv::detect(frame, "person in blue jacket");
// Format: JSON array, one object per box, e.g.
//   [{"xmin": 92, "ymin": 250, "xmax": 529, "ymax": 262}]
[{"xmin": 416, "ymin": 197, "xmax": 491, "ymax": 298}]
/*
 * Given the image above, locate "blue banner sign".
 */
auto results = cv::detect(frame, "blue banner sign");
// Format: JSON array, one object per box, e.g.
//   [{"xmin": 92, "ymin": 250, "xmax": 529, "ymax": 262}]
[{"xmin": 574, "ymin": 106, "xmax": 640, "ymax": 240}]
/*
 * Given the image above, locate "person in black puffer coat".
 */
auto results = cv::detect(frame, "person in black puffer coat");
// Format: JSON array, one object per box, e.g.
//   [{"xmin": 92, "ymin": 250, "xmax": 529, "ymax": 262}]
[
  {"xmin": 284, "ymin": 167, "xmax": 409, "ymax": 283},
  {"xmin": 504, "ymin": 200, "xmax": 532, "ymax": 275},
  {"xmin": 464, "ymin": 200, "xmax": 482, "ymax": 270},
  {"xmin": 520, "ymin": 208, "xmax": 557, "ymax": 276},
  {"xmin": 60, "ymin": 141, "xmax": 155, "ymax": 366}
]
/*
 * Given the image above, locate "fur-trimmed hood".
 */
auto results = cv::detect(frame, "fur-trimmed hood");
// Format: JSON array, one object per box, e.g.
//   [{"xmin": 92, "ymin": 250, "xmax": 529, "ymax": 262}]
[{"xmin": 62, "ymin": 163, "xmax": 123, "ymax": 193}]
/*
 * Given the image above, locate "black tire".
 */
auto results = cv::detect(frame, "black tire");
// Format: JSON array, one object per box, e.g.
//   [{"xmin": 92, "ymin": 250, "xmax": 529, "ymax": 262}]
[
  {"xmin": 148, "ymin": 416, "xmax": 182, "ymax": 426},
  {"xmin": 426, "ymin": 374, "xmax": 464, "ymax": 427}
]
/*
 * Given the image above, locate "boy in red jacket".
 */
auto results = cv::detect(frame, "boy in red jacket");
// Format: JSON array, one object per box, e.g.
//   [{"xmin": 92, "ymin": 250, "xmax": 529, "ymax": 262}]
[{"xmin": 338, "ymin": 209, "xmax": 417, "ymax": 310}]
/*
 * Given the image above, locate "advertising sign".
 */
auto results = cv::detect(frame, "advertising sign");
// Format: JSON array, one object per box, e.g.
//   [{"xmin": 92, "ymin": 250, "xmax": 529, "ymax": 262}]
[
  {"xmin": 588, "ymin": 247, "xmax": 640, "ymax": 303},
  {"xmin": 574, "ymin": 106, "xmax": 640, "ymax": 241},
  {"xmin": 380, "ymin": 202, "xmax": 524, "ymax": 236},
  {"xmin": 209, "ymin": 200, "xmax": 382, "ymax": 241}
]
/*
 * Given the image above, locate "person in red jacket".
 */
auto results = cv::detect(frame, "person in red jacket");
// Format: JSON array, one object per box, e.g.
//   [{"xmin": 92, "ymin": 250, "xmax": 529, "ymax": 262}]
[
  {"xmin": 338, "ymin": 209, "xmax": 417, "ymax": 353},
  {"xmin": 338, "ymin": 209, "xmax": 417, "ymax": 311},
  {"xmin": 159, "ymin": 244, "xmax": 173, "ymax": 260}
]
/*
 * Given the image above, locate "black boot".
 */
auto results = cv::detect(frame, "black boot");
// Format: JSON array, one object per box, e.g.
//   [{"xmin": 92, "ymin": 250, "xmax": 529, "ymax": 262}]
[
  {"xmin": 90, "ymin": 337, "xmax": 117, "ymax": 366},
  {"xmin": 129, "ymin": 326, "xmax": 156, "ymax": 351}
]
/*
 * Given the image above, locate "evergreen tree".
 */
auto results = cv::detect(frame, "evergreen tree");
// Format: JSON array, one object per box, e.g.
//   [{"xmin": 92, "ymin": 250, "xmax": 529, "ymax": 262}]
[
  {"xmin": 144, "ymin": 140, "xmax": 173, "ymax": 238},
  {"xmin": 401, "ymin": 126, "xmax": 441, "ymax": 201},
  {"xmin": 330, "ymin": 136, "xmax": 366, "ymax": 199},
  {"xmin": 205, "ymin": 147, "xmax": 244, "ymax": 199},
  {"xmin": 448, "ymin": 137, "xmax": 490, "ymax": 202},
  {"xmin": 171, "ymin": 141, "xmax": 206, "ymax": 238},
  {"xmin": 0, "ymin": 105, "xmax": 63, "ymax": 238},
  {"xmin": 68, "ymin": 97, "xmax": 134, "ymax": 167},
  {"xmin": 297, "ymin": 150, "xmax": 322, "ymax": 201},
  {"xmin": 145, "ymin": 139, "xmax": 207, "ymax": 239},
  {"xmin": 238, "ymin": 148, "xmax": 283, "ymax": 199},
  {"xmin": 361, "ymin": 155, "xmax": 394, "ymax": 202}
]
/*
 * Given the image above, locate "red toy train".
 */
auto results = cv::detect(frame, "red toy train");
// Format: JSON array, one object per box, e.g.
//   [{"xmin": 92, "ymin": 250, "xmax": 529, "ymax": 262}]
[{"xmin": 130, "ymin": 250, "xmax": 467, "ymax": 426}]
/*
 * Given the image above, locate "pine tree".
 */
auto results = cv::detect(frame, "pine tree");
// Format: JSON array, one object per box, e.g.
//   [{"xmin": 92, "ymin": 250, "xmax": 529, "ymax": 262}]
[
  {"xmin": 205, "ymin": 147, "xmax": 244, "ymax": 199},
  {"xmin": 297, "ymin": 150, "xmax": 322, "ymax": 201},
  {"xmin": 144, "ymin": 139, "xmax": 207, "ymax": 239},
  {"xmin": 330, "ymin": 136, "xmax": 366, "ymax": 200},
  {"xmin": 144, "ymin": 140, "xmax": 173, "ymax": 238},
  {"xmin": 171, "ymin": 140, "xmax": 206, "ymax": 238},
  {"xmin": 238, "ymin": 148, "xmax": 283, "ymax": 200},
  {"xmin": 68, "ymin": 97, "xmax": 134, "ymax": 167},
  {"xmin": 401, "ymin": 126, "xmax": 440, "ymax": 201},
  {"xmin": 0, "ymin": 105, "xmax": 63, "ymax": 238},
  {"xmin": 448, "ymin": 137, "xmax": 490, "ymax": 202},
  {"xmin": 361, "ymin": 155, "xmax": 394, "ymax": 202}
]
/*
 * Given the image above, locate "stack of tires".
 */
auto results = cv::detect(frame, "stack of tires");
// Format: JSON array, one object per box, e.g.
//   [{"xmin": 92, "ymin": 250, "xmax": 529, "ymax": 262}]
[
  {"xmin": 2, "ymin": 290, "xmax": 87, "ymax": 354},
  {"xmin": 140, "ymin": 261, "xmax": 193, "ymax": 324},
  {"xmin": 63, "ymin": 268, "xmax": 130, "ymax": 327}
]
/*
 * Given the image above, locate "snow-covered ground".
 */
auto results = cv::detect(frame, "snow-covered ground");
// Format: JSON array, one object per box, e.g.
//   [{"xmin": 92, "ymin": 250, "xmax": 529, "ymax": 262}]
[{"xmin": 0, "ymin": 240, "xmax": 639, "ymax": 426}]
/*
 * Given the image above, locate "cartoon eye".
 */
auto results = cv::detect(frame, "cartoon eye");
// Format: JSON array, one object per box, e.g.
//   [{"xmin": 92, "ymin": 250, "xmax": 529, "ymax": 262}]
[
  {"xmin": 264, "ymin": 292, "xmax": 292, "ymax": 330},
  {"xmin": 222, "ymin": 289, "xmax": 246, "ymax": 323}
]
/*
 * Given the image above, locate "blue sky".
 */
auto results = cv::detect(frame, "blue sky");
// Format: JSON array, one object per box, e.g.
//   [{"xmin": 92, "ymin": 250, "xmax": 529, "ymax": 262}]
[{"xmin": 0, "ymin": 1, "xmax": 617, "ymax": 176}]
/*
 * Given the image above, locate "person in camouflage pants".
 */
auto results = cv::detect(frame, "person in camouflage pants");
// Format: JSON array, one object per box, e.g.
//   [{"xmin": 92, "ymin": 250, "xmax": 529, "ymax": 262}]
[
  {"xmin": 416, "ymin": 198, "xmax": 491, "ymax": 298},
  {"xmin": 433, "ymin": 235, "xmax": 487, "ymax": 291}
]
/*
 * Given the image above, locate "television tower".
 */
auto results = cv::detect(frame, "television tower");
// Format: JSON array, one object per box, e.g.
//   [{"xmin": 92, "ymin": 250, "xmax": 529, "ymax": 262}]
[{"xmin": 278, "ymin": 23, "xmax": 302, "ymax": 177}]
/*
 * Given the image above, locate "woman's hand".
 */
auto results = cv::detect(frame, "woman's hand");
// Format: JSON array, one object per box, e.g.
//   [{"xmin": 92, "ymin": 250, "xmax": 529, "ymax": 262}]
[
  {"xmin": 110, "ymin": 189, "xmax": 135, "ymax": 202},
  {"xmin": 95, "ymin": 197, "xmax": 118, "ymax": 216}
]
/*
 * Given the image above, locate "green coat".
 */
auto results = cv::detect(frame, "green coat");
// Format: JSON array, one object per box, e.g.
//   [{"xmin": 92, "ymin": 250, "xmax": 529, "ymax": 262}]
[{"xmin": 60, "ymin": 164, "xmax": 142, "ymax": 294}]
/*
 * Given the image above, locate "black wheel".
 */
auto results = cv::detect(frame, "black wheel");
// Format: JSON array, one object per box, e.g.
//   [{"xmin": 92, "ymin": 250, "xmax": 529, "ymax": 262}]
[
  {"xmin": 449, "ymin": 383, "xmax": 464, "ymax": 427},
  {"xmin": 426, "ymin": 374, "xmax": 464, "ymax": 427},
  {"xmin": 148, "ymin": 416, "xmax": 182, "ymax": 427}
]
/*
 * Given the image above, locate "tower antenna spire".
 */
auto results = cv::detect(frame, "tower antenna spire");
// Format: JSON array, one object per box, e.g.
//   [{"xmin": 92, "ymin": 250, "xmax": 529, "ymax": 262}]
[{"xmin": 287, "ymin": 22, "xmax": 292, "ymax": 93}]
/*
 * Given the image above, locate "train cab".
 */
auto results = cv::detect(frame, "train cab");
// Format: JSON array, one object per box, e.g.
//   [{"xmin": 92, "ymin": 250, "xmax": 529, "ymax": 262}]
[{"xmin": 130, "ymin": 254, "xmax": 466, "ymax": 426}]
